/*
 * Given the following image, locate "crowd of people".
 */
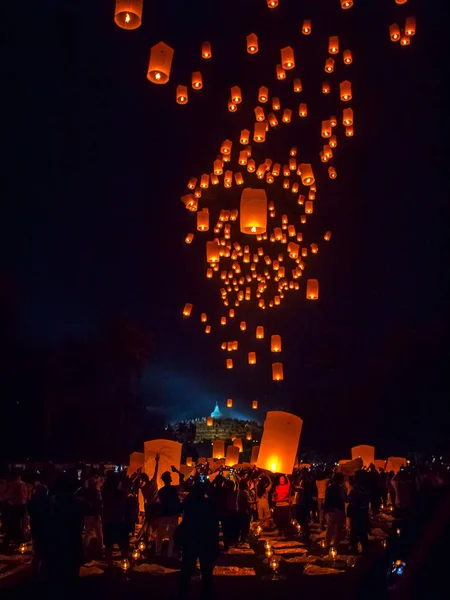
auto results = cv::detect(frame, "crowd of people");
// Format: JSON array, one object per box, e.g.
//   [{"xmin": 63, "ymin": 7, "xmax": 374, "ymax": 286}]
[{"xmin": 1, "ymin": 460, "xmax": 449, "ymax": 594}]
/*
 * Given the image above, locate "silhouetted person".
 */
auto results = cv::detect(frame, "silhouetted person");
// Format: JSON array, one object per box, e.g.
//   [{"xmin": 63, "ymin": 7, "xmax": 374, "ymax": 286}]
[
  {"xmin": 76, "ymin": 470, "xmax": 104, "ymax": 560},
  {"xmin": 157, "ymin": 469, "xmax": 182, "ymax": 557},
  {"xmin": 178, "ymin": 482, "xmax": 219, "ymax": 596},
  {"xmin": 139, "ymin": 453, "xmax": 160, "ymax": 546},
  {"xmin": 348, "ymin": 471, "xmax": 370, "ymax": 554},
  {"xmin": 237, "ymin": 480, "xmax": 251, "ymax": 543},
  {"xmin": 101, "ymin": 471, "xmax": 129, "ymax": 570},
  {"xmin": 256, "ymin": 474, "xmax": 272, "ymax": 529},
  {"xmin": 27, "ymin": 483, "xmax": 50, "ymax": 581},
  {"xmin": 324, "ymin": 472, "xmax": 347, "ymax": 547},
  {"xmin": 222, "ymin": 479, "xmax": 239, "ymax": 551},
  {"xmin": 1, "ymin": 471, "xmax": 27, "ymax": 550}
]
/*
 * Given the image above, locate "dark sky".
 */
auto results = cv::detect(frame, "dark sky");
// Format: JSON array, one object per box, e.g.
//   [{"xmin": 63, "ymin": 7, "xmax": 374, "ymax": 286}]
[{"xmin": 3, "ymin": 0, "xmax": 448, "ymax": 458}]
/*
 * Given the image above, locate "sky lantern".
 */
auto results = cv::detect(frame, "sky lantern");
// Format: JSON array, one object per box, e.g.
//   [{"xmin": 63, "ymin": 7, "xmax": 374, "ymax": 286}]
[
  {"xmin": 240, "ymin": 188, "xmax": 267, "ymax": 234},
  {"xmin": 246, "ymin": 431, "xmax": 252, "ymax": 441},
  {"xmin": 405, "ymin": 17, "xmax": 416, "ymax": 36},
  {"xmin": 395, "ymin": 0, "xmax": 408, "ymax": 4},
  {"xmin": 214, "ymin": 159, "xmax": 223, "ymax": 175},
  {"xmin": 329, "ymin": 36, "xmax": 339, "ymax": 54},
  {"xmin": 248, "ymin": 352, "xmax": 257, "ymax": 365},
  {"xmin": 254, "ymin": 106, "xmax": 265, "ymax": 121},
  {"xmin": 324, "ymin": 231, "xmax": 332, "ymax": 241},
  {"xmin": 302, "ymin": 19, "xmax": 312, "ymax": 35},
  {"xmin": 258, "ymin": 86, "xmax": 269, "ymax": 102},
  {"xmin": 240, "ymin": 129, "xmax": 250, "ymax": 145},
  {"xmin": 247, "ymin": 33, "xmax": 259, "ymax": 53},
  {"xmin": 231, "ymin": 86, "xmax": 242, "ymax": 104},
  {"xmin": 206, "ymin": 268, "xmax": 213, "ymax": 278},
  {"xmin": 343, "ymin": 49, "xmax": 353, "ymax": 64},
  {"xmin": 257, "ymin": 411, "xmax": 303, "ymax": 474},
  {"xmin": 346, "ymin": 125, "xmax": 354, "ymax": 137},
  {"xmin": 310, "ymin": 243, "xmax": 318, "ymax": 254},
  {"xmin": 271, "ymin": 335, "xmax": 282, "ymax": 352},
  {"xmin": 328, "ymin": 166, "xmax": 337, "ymax": 179},
  {"xmin": 206, "ymin": 240, "xmax": 220, "ymax": 263},
  {"xmin": 181, "ymin": 194, "xmax": 197, "ymax": 211},
  {"xmin": 213, "ymin": 440, "xmax": 225, "ymax": 460},
  {"xmin": 329, "ymin": 134, "xmax": 337, "ymax": 148},
  {"xmin": 340, "ymin": 80, "xmax": 352, "ymax": 101},
  {"xmin": 235, "ymin": 172, "xmax": 244, "ymax": 185},
  {"xmin": 239, "ymin": 150, "xmax": 248, "ymax": 165},
  {"xmin": 226, "ymin": 358, "xmax": 233, "ymax": 369},
  {"xmin": 340, "ymin": 0, "xmax": 353, "ymax": 8},
  {"xmin": 252, "ymin": 400, "xmax": 259, "ymax": 409},
  {"xmin": 182, "ymin": 302, "xmax": 193, "ymax": 318},
  {"xmin": 247, "ymin": 159, "xmax": 256, "ymax": 172},
  {"xmin": 176, "ymin": 85, "xmax": 188, "ymax": 104},
  {"xmin": 400, "ymin": 33, "xmax": 410, "ymax": 46},
  {"xmin": 306, "ymin": 279, "xmax": 319, "ymax": 299},
  {"xmin": 293, "ymin": 78, "xmax": 302, "ymax": 93},
  {"xmin": 221, "ymin": 139, "xmax": 233, "ymax": 155},
  {"xmin": 305, "ymin": 201, "xmax": 313, "ymax": 214},
  {"xmin": 276, "ymin": 65, "xmax": 286, "ymax": 80},
  {"xmin": 299, "ymin": 163, "xmax": 314, "ymax": 186},
  {"xmin": 325, "ymin": 58, "xmax": 334, "ymax": 73},
  {"xmin": 201, "ymin": 41, "xmax": 212, "ymax": 58},
  {"xmin": 227, "ymin": 398, "xmax": 233, "ymax": 408},
  {"xmin": 200, "ymin": 173, "xmax": 209, "ymax": 188},
  {"xmin": 185, "ymin": 233, "xmax": 194, "ymax": 244},
  {"xmin": 351, "ymin": 445, "xmax": 375, "ymax": 467},
  {"xmin": 225, "ymin": 445, "xmax": 240, "ymax": 467},
  {"xmin": 390, "ymin": 24, "xmax": 401, "ymax": 42},
  {"xmin": 268, "ymin": 113, "xmax": 278, "ymax": 127},
  {"xmin": 282, "ymin": 109, "xmax": 292, "ymax": 123},
  {"xmin": 322, "ymin": 82, "xmax": 331, "ymax": 94},
  {"xmin": 192, "ymin": 71, "xmax": 203, "ymax": 89},
  {"xmin": 256, "ymin": 326, "xmax": 264, "ymax": 339},
  {"xmin": 343, "ymin": 107, "xmax": 354, "ymax": 126},
  {"xmin": 281, "ymin": 46, "xmax": 295, "ymax": 69},
  {"xmin": 114, "ymin": 0, "xmax": 143, "ymax": 30},
  {"xmin": 206, "ymin": 416, "xmax": 213, "ymax": 427},
  {"xmin": 197, "ymin": 208, "xmax": 209, "ymax": 231},
  {"xmin": 272, "ymin": 97, "xmax": 281, "ymax": 111},
  {"xmin": 228, "ymin": 99, "xmax": 237, "ymax": 112},
  {"xmin": 267, "ymin": 0, "xmax": 279, "ymax": 7},
  {"xmin": 233, "ymin": 438, "xmax": 243, "ymax": 452},
  {"xmin": 147, "ymin": 42, "xmax": 174, "ymax": 84},
  {"xmin": 253, "ymin": 122, "xmax": 266, "ymax": 142},
  {"xmin": 272, "ymin": 362, "xmax": 284, "ymax": 381},
  {"xmin": 299, "ymin": 103, "xmax": 307, "ymax": 117},
  {"xmin": 187, "ymin": 177, "xmax": 197, "ymax": 190}
]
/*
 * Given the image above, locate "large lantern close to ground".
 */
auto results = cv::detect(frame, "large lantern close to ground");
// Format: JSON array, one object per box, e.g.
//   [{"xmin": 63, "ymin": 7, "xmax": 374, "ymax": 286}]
[
  {"xmin": 351, "ymin": 445, "xmax": 375, "ymax": 467},
  {"xmin": 225, "ymin": 444, "xmax": 240, "ymax": 467},
  {"xmin": 213, "ymin": 440, "xmax": 225, "ymax": 459},
  {"xmin": 257, "ymin": 411, "xmax": 303, "ymax": 474},
  {"xmin": 114, "ymin": 0, "xmax": 143, "ymax": 29},
  {"xmin": 250, "ymin": 445, "xmax": 260, "ymax": 464},
  {"xmin": 240, "ymin": 188, "xmax": 267, "ymax": 234},
  {"xmin": 144, "ymin": 439, "xmax": 182, "ymax": 489},
  {"xmin": 147, "ymin": 42, "xmax": 174, "ymax": 84}
]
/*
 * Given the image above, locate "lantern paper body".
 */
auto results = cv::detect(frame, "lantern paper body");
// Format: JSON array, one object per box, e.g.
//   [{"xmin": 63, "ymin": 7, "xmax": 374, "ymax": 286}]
[
  {"xmin": 227, "ymin": 398, "xmax": 233, "ymax": 408},
  {"xmin": 329, "ymin": 36, "xmax": 339, "ymax": 54},
  {"xmin": 405, "ymin": 17, "xmax": 416, "ymax": 36},
  {"xmin": 192, "ymin": 71, "xmax": 203, "ymax": 89},
  {"xmin": 306, "ymin": 279, "xmax": 319, "ymax": 299},
  {"xmin": 213, "ymin": 440, "xmax": 225, "ymax": 459},
  {"xmin": 302, "ymin": 20, "xmax": 311, "ymax": 35},
  {"xmin": 258, "ymin": 86, "xmax": 269, "ymax": 103},
  {"xmin": 248, "ymin": 351, "xmax": 256, "ymax": 365},
  {"xmin": 374, "ymin": 459, "xmax": 387, "ymax": 470},
  {"xmin": 281, "ymin": 46, "xmax": 295, "ymax": 70},
  {"xmin": 206, "ymin": 416, "xmax": 213, "ymax": 427},
  {"xmin": 147, "ymin": 42, "xmax": 174, "ymax": 84},
  {"xmin": 272, "ymin": 362, "xmax": 284, "ymax": 381},
  {"xmin": 247, "ymin": 33, "xmax": 259, "ymax": 54},
  {"xmin": 385, "ymin": 457, "xmax": 407, "ymax": 473},
  {"xmin": 197, "ymin": 208, "xmax": 209, "ymax": 231},
  {"xmin": 256, "ymin": 325, "xmax": 264, "ymax": 339},
  {"xmin": 253, "ymin": 122, "xmax": 266, "ymax": 143},
  {"xmin": 114, "ymin": 0, "xmax": 143, "ymax": 29},
  {"xmin": 183, "ymin": 303, "xmax": 193, "ymax": 316},
  {"xmin": 252, "ymin": 400, "xmax": 258, "ymax": 409},
  {"xmin": 299, "ymin": 163, "xmax": 315, "ymax": 186},
  {"xmin": 202, "ymin": 41, "xmax": 212, "ymax": 59},
  {"xmin": 340, "ymin": 80, "xmax": 352, "ymax": 101},
  {"xmin": 343, "ymin": 49, "xmax": 353, "ymax": 64},
  {"xmin": 233, "ymin": 438, "xmax": 243, "ymax": 452},
  {"xmin": 267, "ymin": 0, "xmax": 279, "ymax": 7},
  {"xmin": 340, "ymin": 0, "xmax": 353, "ymax": 8},
  {"xmin": 226, "ymin": 358, "xmax": 233, "ymax": 369},
  {"xmin": 231, "ymin": 86, "xmax": 242, "ymax": 104},
  {"xmin": 250, "ymin": 445, "xmax": 260, "ymax": 465},
  {"xmin": 226, "ymin": 444, "xmax": 240, "ymax": 467},
  {"xmin": 390, "ymin": 24, "xmax": 401, "ymax": 41},
  {"xmin": 206, "ymin": 240, "xmax": 219, "ymax": 263},
  {"xmin": 144, "ymin": 439, "xmax": 182, "ymax": 489},
  {"xmin": 257, "ymin": 411, "xmax": 303, "ymax": 474},
  {"xmin": 271, "ymin": 334, "xmax": 282, "ymax": 352},
  {"xmin": 351, "ymin": 445, "xmax": 375, "ymax": 467},
  {"xmin": 240, "ymin": 188, "xmax": 267, "ymax": 234},
  {"xmin": 299, "ymin": 103, "xmax": 307, "ymax": 117}
]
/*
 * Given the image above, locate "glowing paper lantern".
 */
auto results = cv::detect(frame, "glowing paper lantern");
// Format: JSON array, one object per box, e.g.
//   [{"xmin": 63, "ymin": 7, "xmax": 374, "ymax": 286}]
[
  {"xmin": 200, "ymin": 174, "xmax": 209, "ymax": 189},
  {"xmin": 226, "ymin": 358, "xmax": 233, "ymax": 369},
  {"xmin": 343, "ymin": 50, "xmax": 353, "ymax": 64},
  {"xmin": 325, "ymin": 58, "xmax": 334, "ymax": 73},
  {"xmin": 282, "ymin": 109, "xmax": 292, "ymax": 123},
  {"xmin": 192, "ymin": 71, "xmax": 203, "ymax": 89},
  {"xmin": 272, "ymin": 362, "xmax": 284, "ymax": 381},
  {"xmin": 252, "ymin": 400, "xmax": 259, "ymax": 409},
  {"xmin": 390, "ymin": 24, "xmax": 401, "ymax": 42},
  {"xmin": 329, "ymin": 36, "xmax": 339, "ymax": 54},
  {"xmin": 248, "ymin": 351, "xmax": 256, "ymax": 365},
  {"xmin": 250, "ymin": 446, "xmax": 260, "ymax": 464},
  {"xmin": 351, "ymin": 445, "xmax": 375, "ymax": 467},
  {"xmin": 405, "ymin": 17, "xmax": 416, "ymax": 36},
  {"xmin": 346, "ymin": 125, "xmax": 354, "ymax": 137},
  {"xmin": 306, "ymin": 279, "xmax": 319, "ymax": 300},
  {"xmin": 185, "ymin": 233, "xmax": 194, "ymax": 244},
  {"xmin": 183, "ymin": 303, "xmax": 193, "ymax": 316},
  {"xmin": 256, "ymin": 326, "xmax": 264, "ymax": 339},
  {"xmin": 206, "ymin": 240, "xmax": 220, "ymax": 263},
  {"xmin": 176, "ymin": 85, "xmax": 188, "ymax": 104},
  {"xmin": 205, "ymin": 325, "xmax": 211, "ymax": 334},
  {"xmin": 385, "ymin": 457, "xmax": 407, "ymax": 473},
  {"xmin": 144, "ymin": 439, "xmax": 182, "ymax": 489},
  {"xmin": 340, "ymin": 80, "xmax": 352, "ymax": 101},
  {"xmin": 197, "ymin": 208, "xmax": 209, "ymax": 231},
  {"xmin": 213, "ymin": 440, "xmax": 225, "ymax": 459},
  {"xmin": 324, "ymin": 231, "xmax": 332, "ymax": 241},
  {"xmin": 114, "ymin": 0, "xmax": 143, "ymax": 29},
  {"xmin": 225, "ymin": 444, "xmax": 240, "ymax": 467},
  {"xmin": 400, "ymin": 33, "xmax": 410, "ymax": 46},
  {"xmin": 270, "ymin": 335, "xmax": 282, "ymax": 353},
  {"xmin": 299, "ymin": 163, "xmax": 315, "ymax": 186},
  {"xmin": 206, "ymin": 416, "xmax": 213, "ymax": 427},
  {"xmin": 343, "ymin": 107, "xmax": 354, "ymax": 126},
  {"xmin": 340, "ymin": 0, "xmax": 353, "ymax": 8},
  {"xmin": 302, "ymin": 19, "xmax": 311, "ymax": 35},
  {"xmin": 247, "ymin": 33, "xmax": 259, "ymax": 54},
  {"xmin": 272, "ymin": 97, "xmax": 281, "ymax": 111},
  {"xmin": 253, "ymin": 122, "xmax": 266, "ymax": 143},
  {"xmin": 221, "ymin": 139, "xmax": 233, "ymax": 155},
  {"xmin": 147, "ymin": 42, "xmax": 174, "ymax": 84},
  {"xmin": 276, "ymin": 65, "xmax": 286, "ymax": 80},
  {"xmin": 257, "ymin": 411, "xmax": 303, "ymax": 474},
  {"xmin": 201, "ymin": 313, "xmax": 207, "ymax": 323},
  {"xmin": 240, "ymin": 321, "xmax": 247, "ymax": 331},
  {"xmin": 255, "ymin": 106, "xmax": 265, "ymax": 121},
  {"xmin": 299, "ymin": 103, "xmax": 307, "ymax": 117},
  {"xmin": 258, "ymin": 86, "xmax": 269, "ymax": 103},
  {"xmin": 328, "ymin": 166, "xmax": 337, "ymax": 179},
  {"xmin": 202, "ymin": 41, "xmax": 212, "ymax": 59},
  {"xmin": 228, "ymin": 99, "xmax": 237, "ymax": 112},
  {"xmin": 227, "ymin": 398, "xmax": 233, "ymax": 408},
  {"xmin": 231, "ymin": 86, "xmax": 242, "ymax": 104},
  {"xmin": 267, "ymin": 0, "xmax": 279, "ymax": 7},
  {"xmin": 281, "ymin": 46, "xmax": 295, "ymax": 70},
  {"xmin": 240, "ymin": 188, "xmax": 267, "ymax": 234},
  {"xmin": 322, "ymin": 82, "xmax": 330, "ymax": 94},
  {"xmin": 321, "ymin": 120, "xmax": 332, "ymax": 138}
]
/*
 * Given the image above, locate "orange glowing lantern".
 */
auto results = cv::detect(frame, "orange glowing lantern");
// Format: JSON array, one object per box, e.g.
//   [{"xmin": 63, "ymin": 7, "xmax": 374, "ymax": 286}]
[
  {"xmin": 299, "ymin": 163, "xmax": 314, "ymax": 186},
  {"xmin": 346, "ymin": 125, "xmax": 354, "ymax": 137},
  {"xmin": 322, "ymin": 82, "xmax": 330, "ymax": 94},
  {"xmin": 226, "ymin": 358, "xmax": 233, "ymax": 369},
  {"xmin": 192, "ymin": 71, "xmax": 203, "ymax": 90},
  {"xmin": 405, "ymin": 17, "xmax": 416, "ymax": 36},
  {"xmin": 282, "ymin": 109, "xmax": 292, "ymax": 123},
  {"xmin": 302, "ymin": 19, "xmax": 312, "ymax": 35},
  {"xmin": 225, "ymin": 444, "xmax": 240, "ymax": 467},
  {"xmin": 201, "ymin": 313, "xmax": 207, "ymax": 323},
  {"xmin": 253, "ymin": 122, "xmax": 266, "ymax": 143},
  {"xmin": 213, "ymin": 440, "xmax": 225, "ymax": 459},
  {"xmin": 328, "ymin": 166, "xmax": 337, "ymax": 179},
  {"xmin": 256, "ymin": 326, "xmax": 264, "ymax": 340},
  {"xmin": 324, "ymin": 231, "xmax": 332, "ymax": 241},
  {"xmin": 272, "ymin": 362, "xmax": 284, "ymax": 381},
  {"xmin": 325, "ymin": 58, "xmax": 335, "ymax": 73},
  {"xmin": 114, "ymin": 0, "xmax": 143, "ymax": 29},
  {"xmin": 246, "ymin": 431, "xmax": 252, "ymax": 441},
  {"xmin": 343, "ymin": 107, "xmax": 354, "ymax": 126},
  {"xmin": 228, "ymin": 99, "xmax": 237, "ymax": 113},
  {"xmin": 239, "ymin": 130, "xmax": 250, "ymax": 146},
  {"xmin": 271, "ymin": 335, "xmax": 282, "ymax": 352},
  {"xmin": 305, "ymin": 201, "xmax": 313, "ymax": 214},
  {"xmin": 258, "ymin": 86, "xmax": 269, "ymax": 103},
  {"xmin": 257, "ymin": 411, "xmax": 303, "ymax": 474},
  {"xmin": 254, "ymin": 106, "xmax": 265, "ymax": 121},
  {"xmin": 276, "ymin": 65, "xmax": 286, "ymax": 80},
  {"xmin": 351, "ymin": 445, "xmax": 375, "ymax": 467},
  {"xmin": 306, "ymin": 279, "xmax": 319, "ymax": 299},
  {"xmin": 235, "ymin": 172, "xmax": 244, "ymax": 186},
  {"xmin": 197, "ymin": 208, "xmax": 209, "ymax": 231},
  {"xmin": 343, "ymin": 49, "xmax": 353, "ymax": 64},
  {"xmin": 247, "ymin": 33, "xmax": 259, "ymax": 54},
  {"xmin": 252, "ymin": 400, "xmax": 259, "ymax": 409},
  {"xmin": 395, "ymin": 0, "xmax": 408, "ymax": 4},
  {"xmin": 201, "ymin": 41, "xmax": 212, "ymax": 59},
  {"xmin": 147, "ymin": 42, "xmax": 174, "ymax": 84},
  {"xmin": 185, "ymin": 233, "xmax": 194, "ymax": 244},
  {"xmin": 206, "ymin": 240, "xmax": 220, "ymax": 263},
  {"xmin": 240, "ymin": 321, "xmax": 247, "ymax": 331},
  {"xmin": 227, "ymin": 398, "xmax": 233, "ymax": 408},
  {"xmin": 400, "ymin": 33, "xmax": 410, "ymax": 46},
  {"xmin": 221, "ymin": 139, "xmax": 232, "ymax": 155},
  {"xmin": 207, "ymin": 416, "xmax": 213, "ymax": 427},
  {"xmin": 322, "ymin": 120, "xmax": 332, "ymax": 138},
  {"xmin": 231, "ymin": 86, "xmax": 242, "ymax": 104},
  {"xmin": 183, "ymin": 303, "xmax": 193, "ymax": 317},
  {"xmin": 248, "ymin": 352, "xmax": 257, "ymax": 365},
  {"xmin": 267, "ymin": 0, "xmax": 279, "ymax": 7},
  {"xmin": 390, "ymin": 24, "xmax": 401, "ymax": 41},
  {"xmin": 247, "ymin": 159, "xmax": 256, "ymax": 172},
  {"xmin": 233, "ymin": 438, "xmax": 243, "ymax": 452},
  {"xmin": 268, "ymin": 113, "xmax": 278, "ymax": 127},
  {"xmin": 214, "ymin": 159, "xmax": 223, "ymax": 175},
  {"xmin": 200, "ymin": 173, "xmax": 209, "ymax": 189},
  {"xmin": 240, "ymin": 188, "xmax": 267, "ymax": 234},
  {"xmin": 281, "ymin": 46, "xmax": 295, "ymax": 70},
  {"xmin": 329, "ymin": 135, "xmax": 337, "ymax": 148},
  {"xmin": 329, "ymin": 36, "xmax": 339, "ymax": 54},
  {"xmin": 340, "ymin": 80, "xmax": 352, "ymax": 101},
  {"xmin": 299, "ymin": 103, "xmax": 308, "ymax": 117},
  {"xmin": 272, "ymin": 97, "xmax": 281, "ymax": 111},
  {"xmin": 341, "ymin": 0, "xmax": 353, "ymax": 8}
]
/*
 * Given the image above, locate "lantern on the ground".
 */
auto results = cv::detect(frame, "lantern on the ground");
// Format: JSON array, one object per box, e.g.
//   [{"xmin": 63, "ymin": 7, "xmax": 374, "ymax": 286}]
[
  {"xmin": 247, "ymin": 33, "xmax": 259, "ymax": 54},
  {"xmin": 257, "ymin": 411, "xmax": 303, "ymax": 474},
  {"xmin": 240, "ymin": 188, "xmax": 267, "ymax": 234},
  {"xmin": 302, "ymin": 20, "xmax": 311, "ymax": 35},
  {"xmin": 299, "ymin": 163, "xmax": 314, "ymax": 186},
  {"xmin": 202, "ymin": 42, "xmax": 212, "ymax": 58},
  {"xmin": 343, "ymin": 50, "xmax": 353, "ymax": 64},
  {"xmin": 306, "ymin": 279, "xmax": 319, "ymax": 299},
  {"xmin": 114, "ymin": 0, "xmax": 143, "ymax": 29},
  {"xmin": 197, "ymin": 208, "xmax": 209, "ymax": 231},
  {"xmin": 213, "ymin": 440, "xmax": 225, "ymax": 459},
  {"xmin": 281, "ymin": 47, "xmax": 295, "ymax": 69},
  {"xmin": 248, "ymin": 352, "xmax": 257, "ymax": 365},
  {"xmin": 147, "ymin": 42, "xmax": 174, "ymax": 84},
  {"xmin": 329, "ymin": 36, "xmax": 339, "ymax": 54},
  {"xmin": 252, "ymin": 400, "xmax": 259, "ymax": 409},
  {"xmin": 272, "ymin": 363, "xmax": 284, "ymax": 381},
  {"xmin": 340, "ymin": 80, "xmax": 352, "ymax": 101},
  {"xmin": 183, "ymin": 303, "xmax": 193, "ymax": 317},
  {"xmin": 256, "ymin": 326, "xmax": 264, "ymax": 339},
  {"xmin": 226, "ymin": 444, "xmax": 240, "ymax": 467}
]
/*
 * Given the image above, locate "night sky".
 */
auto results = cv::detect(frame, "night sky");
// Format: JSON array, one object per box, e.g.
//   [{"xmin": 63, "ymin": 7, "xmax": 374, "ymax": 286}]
[{"xmin": 3, "ymin": 0, "xmax": 448, "ymax": 459}]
